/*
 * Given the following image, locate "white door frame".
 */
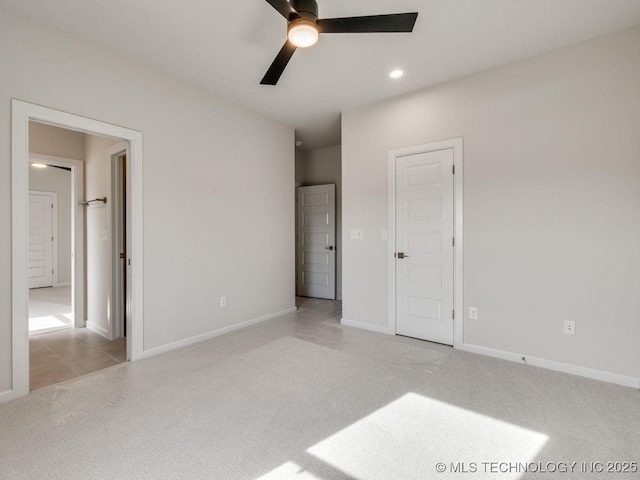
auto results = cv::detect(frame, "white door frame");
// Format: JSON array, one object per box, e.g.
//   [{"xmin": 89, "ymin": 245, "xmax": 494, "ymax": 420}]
[
  {"xmin": 11, "ymin": 99, "xmax": 144, "ymax": 399},
  {"xmin": 296, "ymin": 184, "xmax": 337, "ymax": 300},
  {"xmin": 387, "ymin": 137, "xmax": 464, "ymax": 347},
  {"xmin": 28, "ymin": 190, "xmax": 58, "ymax": 288},
  {"xmin": 108, "ymin": 143, "xmax": 129, "ymax": 340},
  {"xmin": 30, "ymin": 153, "xmax": 85, "ymax": 328}
]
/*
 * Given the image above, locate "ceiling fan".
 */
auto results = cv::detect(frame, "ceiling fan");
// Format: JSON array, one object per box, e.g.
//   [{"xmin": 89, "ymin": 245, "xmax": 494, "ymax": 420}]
[{"xmin": 261, "ymin": 0, "xmax": 418, "ymax": 85}]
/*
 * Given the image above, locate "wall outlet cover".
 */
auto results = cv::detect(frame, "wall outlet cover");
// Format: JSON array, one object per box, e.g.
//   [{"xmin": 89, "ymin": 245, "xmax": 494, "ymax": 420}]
[{"xmin": 564, "ymin": 320, "xmax": 575, "ymax": 335}]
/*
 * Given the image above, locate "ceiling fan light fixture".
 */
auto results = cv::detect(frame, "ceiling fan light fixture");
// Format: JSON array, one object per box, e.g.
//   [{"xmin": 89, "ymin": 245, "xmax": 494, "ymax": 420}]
[{"xmin": 288, "ymin": 19, "xmax": 319, "ymax": 48}]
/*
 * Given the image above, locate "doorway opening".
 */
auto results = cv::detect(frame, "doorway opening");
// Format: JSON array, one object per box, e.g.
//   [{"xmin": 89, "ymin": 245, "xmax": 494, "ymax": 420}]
[
  {"xmin": 294, "ymin": 145, "xmax": 342, "ymax": 301},
  {"xmin": 11, "ymin": 100, "xmax": 144, "ymax": 400}
]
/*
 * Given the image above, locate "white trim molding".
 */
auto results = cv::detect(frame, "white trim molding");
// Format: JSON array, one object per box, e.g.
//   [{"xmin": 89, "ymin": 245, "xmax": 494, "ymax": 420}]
[
  {"xmin": 11, "ymin": 99, "xmax": 144, "ymax": 400},
  {"xmin": 387, "ymin": 137, "xmax": 464, "ymax": 347},
  {"xmin": 341, "ymin": 318, "xmax": 393, "ymax": 335},
  {"xmin": 459, "ymin": 343, "xmax": 640, "ymax": 389},
  {"xmin": 0, "ymin": 389, "xmax": 14, "ymax": 404},
  {"xmin": 86, "ymin": 321, "xmax": 111, "ymax": 338},
  {"xmin": 141, "ymin": 307, "xmax": 298, "ymax": 359}
]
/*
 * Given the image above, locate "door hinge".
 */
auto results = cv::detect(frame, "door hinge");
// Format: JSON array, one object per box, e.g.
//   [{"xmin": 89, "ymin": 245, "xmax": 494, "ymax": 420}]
[
  {"xmin": 452, "ymin": 237, "xmax": 455, "ymax": 247},
  {"xmin": 52, "ymin": 269, "xmax": 54, "ymax": 274},
  {"xmin": 452, "ymin": 165, "xmax": 455, "ymax": 175},
  {"xmin": 452, "ymin": 310, "xmax": 455, "ymax": 319},
  {"xmin": 52, "ymin": 236, "xmax": 54, "ymax": 242}
]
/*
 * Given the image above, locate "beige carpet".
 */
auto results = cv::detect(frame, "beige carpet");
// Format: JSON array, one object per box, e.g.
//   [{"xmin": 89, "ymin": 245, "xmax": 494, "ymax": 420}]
[{"xmin": 1, "ymin": 310, "xmax": 639, "ymax": 479}]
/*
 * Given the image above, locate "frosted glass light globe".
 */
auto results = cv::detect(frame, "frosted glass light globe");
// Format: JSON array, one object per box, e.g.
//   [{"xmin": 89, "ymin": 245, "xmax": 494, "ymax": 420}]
[{"xmin": 288, "ymin": 20, "xmax": 319, "ymax": 48}]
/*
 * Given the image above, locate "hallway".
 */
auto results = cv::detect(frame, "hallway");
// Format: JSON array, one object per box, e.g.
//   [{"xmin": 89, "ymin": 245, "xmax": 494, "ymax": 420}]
[{"xmin": 30, "ymin": 328, "xmax": 126, "ymax": 391}]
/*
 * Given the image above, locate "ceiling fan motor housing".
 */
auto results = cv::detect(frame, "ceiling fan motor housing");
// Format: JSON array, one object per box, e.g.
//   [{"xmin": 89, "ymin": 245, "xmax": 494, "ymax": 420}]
[{"xmin": 290, "ymin": 0, "xmax": 318, "ymax": 21}]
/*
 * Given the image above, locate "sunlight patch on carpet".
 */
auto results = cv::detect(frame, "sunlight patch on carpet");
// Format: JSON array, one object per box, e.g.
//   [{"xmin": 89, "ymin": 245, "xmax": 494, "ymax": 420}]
[{"xmin": 307, "ymin": 392, "xmax": 548, "ymax": 480}]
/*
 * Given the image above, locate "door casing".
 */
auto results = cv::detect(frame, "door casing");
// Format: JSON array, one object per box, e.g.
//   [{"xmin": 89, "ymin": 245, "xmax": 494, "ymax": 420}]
[
  {"xmin": 387, "ymin": 138, "xmax": 464, "ymax": 347},
  {"xmin": 109, "ymin": 143, "xmax": 129, "ymax": 340},
  {"xmin": 296, "ymin": 184, "xmax": 336, "ymax": 300},
  {"xmin": 11, "ymin": 99, "xmax": 144, "ymax": 400}
]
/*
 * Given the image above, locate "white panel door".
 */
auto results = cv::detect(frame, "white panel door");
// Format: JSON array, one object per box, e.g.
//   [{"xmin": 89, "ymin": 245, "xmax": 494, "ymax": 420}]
[
  {"xmin": 297, "ymin": 184, "xmax": 336, "ymax": 300},
  {"xmin": 29, "ymin": 193, "xmax": 54, "ymax": 289},
  {"xmin": 395, "ymin": 149, "xmax": 454, "ymax": 345}
]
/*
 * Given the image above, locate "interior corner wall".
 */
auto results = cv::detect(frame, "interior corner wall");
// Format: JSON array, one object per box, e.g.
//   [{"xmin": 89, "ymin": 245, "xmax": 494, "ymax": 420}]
[
  {"xmin": 296, "ymin": 145, "xmax": 342, "ymax": 299},
  {"xmin": 341, "ymin": 26, "xmax": 640, "ymax": 379},
  {"xmin": 0, "ymin": 9, "xmax": 294, "ymax": 394}
]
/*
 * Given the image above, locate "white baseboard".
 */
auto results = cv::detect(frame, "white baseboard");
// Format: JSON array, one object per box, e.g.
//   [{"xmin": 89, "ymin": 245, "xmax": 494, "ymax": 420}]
[
  {"xmin": 458, "ymin": 343, "xmax": 640, "ymax": 389},
  {"xmin": 86, "ymin": 321, "xmax": 110, "ymax": 339},
  {"xmin": 341, "ymin": 318, "xmax": 393, "ymax": 335},
  {"xmin": 54, "ymin": 282, "xmax": 71, "ymax": 287},
  {"xmin": 0, "ymin": 389, "xmax": 14, "ymax": 404},
  {"xmin": 142, "ymin": 306, "xmax": 298, "ymax": 360}
]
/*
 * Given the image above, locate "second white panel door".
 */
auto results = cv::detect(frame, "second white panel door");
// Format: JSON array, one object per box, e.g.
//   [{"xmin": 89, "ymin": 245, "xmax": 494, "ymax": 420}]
[
  {"xmin": 297, "ymin": 184, "xmax": 336, "ymax": 300},
  {"xmin": 395, "ymin": 149, "xmax": 454, "ymax": 345},
  {"xmin": 29, "ymin": 193, "xmax": 55, "ymax": 289}
]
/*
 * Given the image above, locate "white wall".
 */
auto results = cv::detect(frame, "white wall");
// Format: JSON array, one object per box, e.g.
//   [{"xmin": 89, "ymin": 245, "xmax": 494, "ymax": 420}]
[
  {"xmin": 296, "ymin": 145, "xmax": 342, "ymax": 299},
  {"xmin": 28, "ymin": 165, "xmax": 73, "ymax": 285},
  {"xmin": 0, "ymin": 9, "xmax": 294, "ymax": 394},
  {"xmin": 84, "ymin": 134, "xmax": 120, "ymax": 337},
  {"xmin": 28, "ymin": 122, "xmax": 84, "ymax": 286},
  {"xmin": 342, "ymin": 26, "xmax": 640, "ymax": 379},
  {"xmin": 29, "ymin": 121, "xmax": 85, "ymax": 160}
]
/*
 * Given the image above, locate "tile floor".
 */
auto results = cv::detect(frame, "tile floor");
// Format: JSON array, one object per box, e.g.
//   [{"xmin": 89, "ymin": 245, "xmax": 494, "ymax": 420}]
[{"xmin": 30, "ymin": 328, "xmax": 127, "ymax": 391}]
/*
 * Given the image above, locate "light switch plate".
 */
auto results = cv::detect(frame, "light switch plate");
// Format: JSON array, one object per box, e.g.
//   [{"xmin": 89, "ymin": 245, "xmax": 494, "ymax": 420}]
[
  {"xmin": 350, "ymin": 230, "xmax": 363, "ymax": 240},
  {"xmin": 381, "ymin": 230, "xmax": 388, "ymax": 241}
]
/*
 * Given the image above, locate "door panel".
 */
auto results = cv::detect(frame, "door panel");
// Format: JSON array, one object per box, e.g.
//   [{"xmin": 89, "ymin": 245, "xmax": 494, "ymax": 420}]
[
  {"xmin": 297, "ymin": 184, "xmax": 336, "ymax": 299},
  {"xmin": 29, "ymin": 194, "xmax": 54, "ymax": 289},
  {"xmin": 395, "ymin": 149, "xmax": 454, "ymax": 345}
]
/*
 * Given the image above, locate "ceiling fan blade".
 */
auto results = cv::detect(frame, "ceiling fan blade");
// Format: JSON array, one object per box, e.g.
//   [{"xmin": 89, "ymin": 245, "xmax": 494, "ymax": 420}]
[
  {"xmin": 317, "ymin": 12, "xmax": 418, "ymax": 33},
  {"xmin": 264, "ymin": 0, "xmax": 299, "ymax": 20},
  {"xmin": 261, "ymin": 41, "xmax": 298, "ymax": 85}
]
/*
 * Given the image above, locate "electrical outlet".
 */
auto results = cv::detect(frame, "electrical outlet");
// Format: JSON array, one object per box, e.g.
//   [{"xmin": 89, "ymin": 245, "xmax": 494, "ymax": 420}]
[
  {"xmin": 220, "ymin": 296, "xmax": 227, "ymax": 308},
  {"xmin": 564, "ymin": 320, "xmax": 575, "ymax": 335},
  {"xmin": 350, "ymin": 230, "xmax": 363, "ymax": 240},
  {"xmin": 469, "ymin": 307, "xmax": 478, "ymax": 320}
]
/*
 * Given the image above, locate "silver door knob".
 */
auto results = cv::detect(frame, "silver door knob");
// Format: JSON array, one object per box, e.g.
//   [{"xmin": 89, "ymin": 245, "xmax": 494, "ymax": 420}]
[{"xmin": 325, "ymin": 246, "xmax": 334, "ymax": 251}]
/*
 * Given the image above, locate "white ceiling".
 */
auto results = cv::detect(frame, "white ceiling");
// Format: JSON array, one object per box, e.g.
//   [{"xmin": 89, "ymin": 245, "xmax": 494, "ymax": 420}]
[{"xmin": 2, "ymin": 0, "xmax": 640, "ymax": 150}]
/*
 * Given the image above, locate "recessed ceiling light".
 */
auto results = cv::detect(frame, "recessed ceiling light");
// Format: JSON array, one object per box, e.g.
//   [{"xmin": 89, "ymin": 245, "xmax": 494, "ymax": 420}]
[
  {"xmin": 389, "ymin": 69, "xmax": 404, "ymax": 79},
  {"xmin": 31, "ymin": 163, "xmax": 47, "ymax": 169}
]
